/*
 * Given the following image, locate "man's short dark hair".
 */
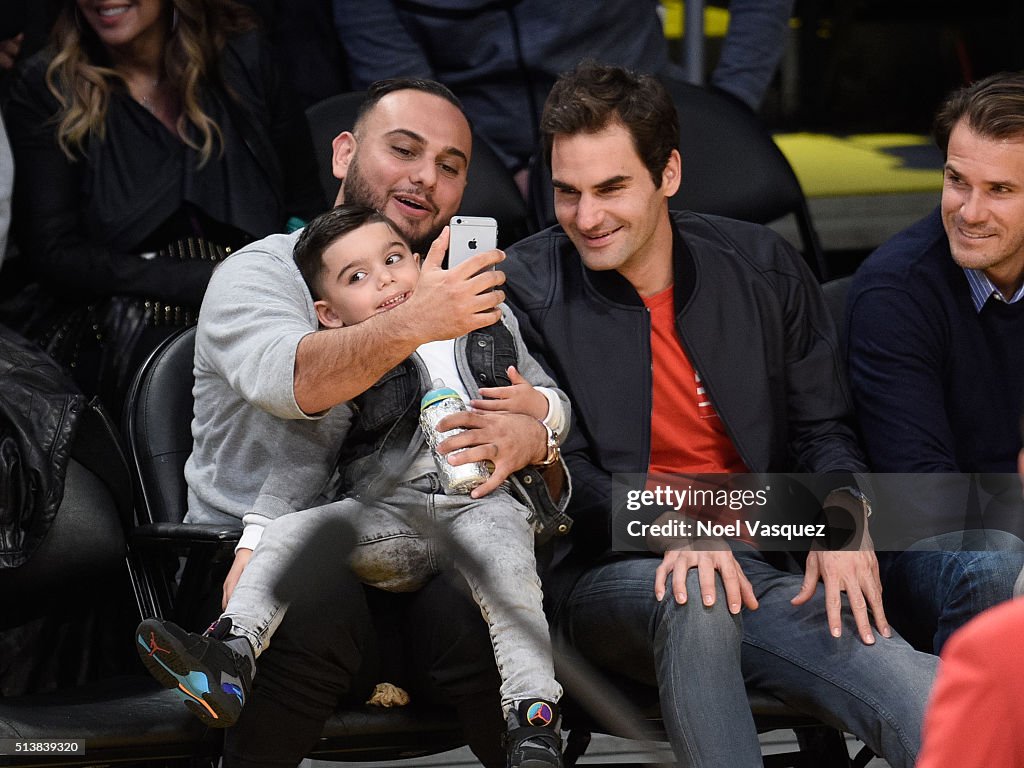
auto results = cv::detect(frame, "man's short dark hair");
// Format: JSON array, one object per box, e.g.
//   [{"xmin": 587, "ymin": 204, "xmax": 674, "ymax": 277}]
[
  {"xmin": 293, "ymin": 204, "xmax": 402, "ymax": 299},
  {"xmin": 354, "ymin": 78, "xmax": 465, "ymax": 133},
  {"xmin": 540, "ymin": 61, "xmax": 679, "ymax": 188},
  {"xmin": 934, "ymin": 71, "xmax": 1024, "ymax": 156}
]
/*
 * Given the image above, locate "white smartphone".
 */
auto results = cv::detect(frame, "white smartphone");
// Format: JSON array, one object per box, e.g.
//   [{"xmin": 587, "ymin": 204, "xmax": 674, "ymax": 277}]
[{"xmin": 448, "ymin": 216, "xmax": 498, "ymax": 270}]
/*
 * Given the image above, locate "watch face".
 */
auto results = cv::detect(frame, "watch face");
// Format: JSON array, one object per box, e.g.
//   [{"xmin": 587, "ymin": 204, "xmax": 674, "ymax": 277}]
[
  {"xmin": 534, "ymin": 423, "xmax": 559, "ymax": 466},
  {"xmin": 838, "ymin": 487, "xmax": 871, "ymax": 518},
  {"xmin": 539, "ymin": 434, "xmax": 559, "ymax": 466}
]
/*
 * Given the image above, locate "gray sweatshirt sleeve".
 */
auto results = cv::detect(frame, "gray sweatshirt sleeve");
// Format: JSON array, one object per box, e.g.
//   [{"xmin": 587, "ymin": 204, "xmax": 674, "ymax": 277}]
[
  {"xmin": 197, "ymin": 236, "xmax": 320, "ymax": 421},
  {"xmin": 185, "ymin": 236, "xmax": 351, "ymax": 530}
]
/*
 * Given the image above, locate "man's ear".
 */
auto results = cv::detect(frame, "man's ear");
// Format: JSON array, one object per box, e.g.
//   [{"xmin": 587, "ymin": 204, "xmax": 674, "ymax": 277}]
[
  {"xmin": 661, "ymin": 149, "xmax": 682, "ymax": 197},
  {"xmin": 314, "ymin": 299, "xmax": 344, "ymax": 329},
  {"xmin": 332, "ymin": 132, "xmax": 357, "ymax": 183}
]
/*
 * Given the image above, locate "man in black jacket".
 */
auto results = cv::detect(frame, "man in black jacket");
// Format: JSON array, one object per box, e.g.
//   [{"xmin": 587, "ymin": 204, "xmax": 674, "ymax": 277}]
[{"xmin": 502, "ymin": 62, "xmax": 938, "ymax": 768}]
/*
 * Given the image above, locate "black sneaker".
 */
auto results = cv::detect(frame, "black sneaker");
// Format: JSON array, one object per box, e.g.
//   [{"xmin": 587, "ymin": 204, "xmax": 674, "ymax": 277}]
[
  {"xmin": 135, "ymin": 617, "xmax": 253, "ymax": 728},
  {"xmin": 505, "ymin": 699, "xmax": 563, "ymax": 768}
]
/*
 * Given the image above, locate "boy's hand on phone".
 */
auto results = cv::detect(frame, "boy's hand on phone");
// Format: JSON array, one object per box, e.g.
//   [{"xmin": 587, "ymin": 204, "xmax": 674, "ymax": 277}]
[{"xmin": 472, "ymin": 366, "xmax": 548, "ymax": 421}]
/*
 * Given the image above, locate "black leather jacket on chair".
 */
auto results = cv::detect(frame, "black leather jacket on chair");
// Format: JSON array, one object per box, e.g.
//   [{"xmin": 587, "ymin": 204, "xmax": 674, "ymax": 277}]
[
  {"xmin": 0, "ymin": 325, "xmax": 87, "ymax": 568},
  {"xmin": 0, "ymin": 324, "xmax": 129, "ymax": 570}
]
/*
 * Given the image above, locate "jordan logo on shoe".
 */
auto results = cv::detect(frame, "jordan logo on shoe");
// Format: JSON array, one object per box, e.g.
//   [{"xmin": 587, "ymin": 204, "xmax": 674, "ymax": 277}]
[
  {"xmin": 144, "ymin": 631, "xmax": 172, "ymax": 657},
  {"xmin": 525, "ymin": 701, "xmax": 554, "ymax": 727}
]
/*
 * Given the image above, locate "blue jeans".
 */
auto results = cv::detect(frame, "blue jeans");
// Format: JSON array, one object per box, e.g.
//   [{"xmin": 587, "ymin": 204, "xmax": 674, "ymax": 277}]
[
  {"xmin": 556, "ymin": 551, "xmax": 937, "ymax": 768},
  {"xmin": 226, "ymin": 475, "xmax": 559, "ymax": 711},
  {"xmin": 878, "ymin": 529, "xmax": 1024, "ymax": 653}
]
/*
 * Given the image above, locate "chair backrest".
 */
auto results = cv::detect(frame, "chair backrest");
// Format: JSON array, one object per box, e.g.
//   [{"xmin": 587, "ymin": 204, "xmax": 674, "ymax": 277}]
[
  {"xmin": 528, "ymin": 78, "xmax": 828, "ymax": 281},
  {"xmin": 123, "ymin": 326, "xmax": 196, "ymax": 526},
  {"xmin": 305, "ymin": 91, "xmax": 531, "ymax": 248}
]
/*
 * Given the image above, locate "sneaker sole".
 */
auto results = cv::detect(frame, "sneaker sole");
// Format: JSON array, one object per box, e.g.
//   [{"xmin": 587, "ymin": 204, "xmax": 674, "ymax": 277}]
[{"xmin": 135, "ymin": 618, "xmax": 242, "ymax": 728}]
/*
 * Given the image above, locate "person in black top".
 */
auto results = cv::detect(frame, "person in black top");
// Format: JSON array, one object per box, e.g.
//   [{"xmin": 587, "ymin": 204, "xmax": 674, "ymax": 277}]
[{"xmin": 5, "ymin": 0, "xmax": 324, "ymax": 412}]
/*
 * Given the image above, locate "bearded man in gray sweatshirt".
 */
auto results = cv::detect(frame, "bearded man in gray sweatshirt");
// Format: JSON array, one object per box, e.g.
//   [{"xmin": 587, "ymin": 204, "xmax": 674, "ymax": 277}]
[{"xmin": 142, "ymin": 79, "xmax": 545, "ymax": 768}]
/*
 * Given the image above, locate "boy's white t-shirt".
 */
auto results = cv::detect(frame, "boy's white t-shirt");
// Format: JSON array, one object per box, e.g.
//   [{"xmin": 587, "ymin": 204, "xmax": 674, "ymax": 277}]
[
  {"xmin": 401, "ymin": 339, "xmax": 464, "ymax": 481},
  {"xmin": 417, "ymin": 339, "xmax": 470, "ymax": 401},
  {"xmin": 401, "ymin": 338, "xmax": 565, "ymax": 483}
]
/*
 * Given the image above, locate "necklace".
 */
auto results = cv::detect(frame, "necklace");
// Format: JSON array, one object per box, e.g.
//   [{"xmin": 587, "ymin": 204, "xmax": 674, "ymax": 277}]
[{"xmin": 136, "ymin": 76, "xmax": 163, "ymax": 113}]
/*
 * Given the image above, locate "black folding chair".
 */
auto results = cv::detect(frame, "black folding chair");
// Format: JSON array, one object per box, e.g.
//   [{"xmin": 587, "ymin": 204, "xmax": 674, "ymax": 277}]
[
  {"xmin": 121, "ymin": 327, "xmax": 466, "ymax": 763},
  {"xmin": 0, "ymin": 331, "xmax": 219, "ymax": 768}
]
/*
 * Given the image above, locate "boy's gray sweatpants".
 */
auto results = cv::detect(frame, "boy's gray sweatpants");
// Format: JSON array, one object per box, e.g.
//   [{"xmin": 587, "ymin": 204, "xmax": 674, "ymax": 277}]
[{"xmin": 224, "ymin": 473, "xmax": 561, "ymax": 711}]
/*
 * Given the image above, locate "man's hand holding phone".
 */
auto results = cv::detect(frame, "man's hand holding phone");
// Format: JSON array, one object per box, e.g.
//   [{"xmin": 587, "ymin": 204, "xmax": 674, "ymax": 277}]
[{"xmin": 402, "ymin": 225, "xmax": 505, "ymax": 343}]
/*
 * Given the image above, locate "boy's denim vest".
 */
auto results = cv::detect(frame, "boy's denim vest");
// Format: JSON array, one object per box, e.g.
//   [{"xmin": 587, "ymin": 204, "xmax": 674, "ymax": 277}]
[{"xmin": 336, "ymin": 322, "xmax": 572, "ymax": 538}]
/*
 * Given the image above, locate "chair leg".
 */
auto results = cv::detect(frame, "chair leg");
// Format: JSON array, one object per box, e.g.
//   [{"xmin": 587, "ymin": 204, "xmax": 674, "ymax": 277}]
[
  {"xmin": 563, "ymin": 728, "xmax": 592, "ymax": 768},
  {"xmin": 794, "ymin": 725, "xmax": 852, "ymax": 768},
  {"xmin": 763, "ymin": 752, "xmax": 810, "ymax": 768},
  {"xmin": 850, "ymin": 744, "xmax": 877, "ymax": 768}
]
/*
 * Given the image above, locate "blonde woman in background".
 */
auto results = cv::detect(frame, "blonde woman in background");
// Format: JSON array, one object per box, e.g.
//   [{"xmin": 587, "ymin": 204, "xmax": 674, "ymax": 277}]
[{"xmin": 5, "ymin": 0, "xmax": 324, "ymax": 413}]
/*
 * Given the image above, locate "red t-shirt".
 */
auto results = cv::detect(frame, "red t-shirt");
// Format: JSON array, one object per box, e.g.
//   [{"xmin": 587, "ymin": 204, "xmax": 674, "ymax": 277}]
[{"xmin": 642, "ymin": 285, "xmax": 747, "ymax": 477}]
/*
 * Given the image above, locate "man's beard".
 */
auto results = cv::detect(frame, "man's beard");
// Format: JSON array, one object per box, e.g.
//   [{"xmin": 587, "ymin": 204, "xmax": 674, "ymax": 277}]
[{"xmin": 342, "ymin": 155, "xmax": 437, "ymax": 254}]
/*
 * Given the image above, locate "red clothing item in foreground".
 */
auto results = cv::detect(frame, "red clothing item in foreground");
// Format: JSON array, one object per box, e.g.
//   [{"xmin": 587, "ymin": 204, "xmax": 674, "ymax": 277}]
[{"xmin": 917, "ymin": 597, "xmax": 1024, "ymax": 768}]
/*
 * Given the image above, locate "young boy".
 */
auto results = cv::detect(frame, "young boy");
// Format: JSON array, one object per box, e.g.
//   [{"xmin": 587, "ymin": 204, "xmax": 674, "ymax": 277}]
[{"xmin": 136, "ymin": 205, "xmax": 571, "ymax": 768}]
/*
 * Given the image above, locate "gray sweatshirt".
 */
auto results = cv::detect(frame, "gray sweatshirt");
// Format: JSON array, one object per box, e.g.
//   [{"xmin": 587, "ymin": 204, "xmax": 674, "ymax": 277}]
[{"xmin": 184, "ymin": 233, "xmax": 352, "ymax": 550}]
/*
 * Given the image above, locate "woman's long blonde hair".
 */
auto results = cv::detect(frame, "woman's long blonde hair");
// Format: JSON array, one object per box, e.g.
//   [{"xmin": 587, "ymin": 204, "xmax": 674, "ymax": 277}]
[{"xmin": 45, "ymin": 0, "xmax": 256, "ymax": 165}]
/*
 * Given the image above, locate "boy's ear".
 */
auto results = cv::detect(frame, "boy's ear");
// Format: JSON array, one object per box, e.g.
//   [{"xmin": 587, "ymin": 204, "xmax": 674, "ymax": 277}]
[{"xmin": 314, "ymin": 299, "xmax": 344, "ymax": 329}]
